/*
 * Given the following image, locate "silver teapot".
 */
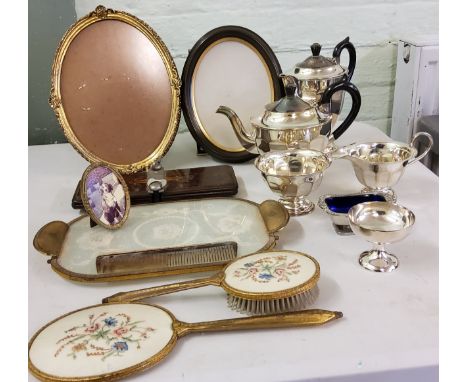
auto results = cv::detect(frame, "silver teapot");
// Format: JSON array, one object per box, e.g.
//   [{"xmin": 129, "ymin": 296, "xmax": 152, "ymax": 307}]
[
  {"xmin": 216, "ymin": 77, "xmax": 360, "ymax": 156},
  {"xmin": 285, "ymin": 37, "xmax": 359, "ymax": 136}
]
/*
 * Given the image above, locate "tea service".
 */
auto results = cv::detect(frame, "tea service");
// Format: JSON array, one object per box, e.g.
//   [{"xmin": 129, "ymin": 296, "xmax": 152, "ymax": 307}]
[{"xmin": 29, "ymin": 13, "xmax": 435, "ymax": 381}]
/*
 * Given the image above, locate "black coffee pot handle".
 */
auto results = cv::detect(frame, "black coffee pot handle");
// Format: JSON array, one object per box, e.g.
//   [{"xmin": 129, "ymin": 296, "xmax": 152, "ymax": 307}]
[
  {"xmin": 333, "ymin": 37, "xmax": 356, "ymax": 80},
  {"xmin": 320, "ymin": 81, "xmax": 361, "ymax": 140}
]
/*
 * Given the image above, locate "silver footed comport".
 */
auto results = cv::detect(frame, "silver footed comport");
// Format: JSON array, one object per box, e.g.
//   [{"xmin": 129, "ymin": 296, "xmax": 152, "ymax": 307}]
[{"xmin": 348, "ymin": 201, "xmax": 415, "ymax": 273}]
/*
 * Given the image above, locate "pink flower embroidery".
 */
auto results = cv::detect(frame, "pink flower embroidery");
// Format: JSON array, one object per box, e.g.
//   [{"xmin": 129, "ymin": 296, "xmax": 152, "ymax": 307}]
[
  {"xmin": 114, "ymin": 327, "xmax": 129, "ymax": 337},
  {"xmin": 85, "ymin": 323, "xmax": 100, "ymax": 333},
  {"xmin": 56, "ymin": 312, "xmax": 156, "ymax": 361},
  {"xmin": 233, "ymin": 256, "xmax": 302, "ymax": 283}
]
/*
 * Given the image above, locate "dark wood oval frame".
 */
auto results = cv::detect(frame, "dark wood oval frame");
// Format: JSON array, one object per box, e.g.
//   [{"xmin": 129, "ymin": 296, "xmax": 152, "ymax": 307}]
[{"xmin": 181, "ymin": 25, "xmax": 283, "ymax": 163}]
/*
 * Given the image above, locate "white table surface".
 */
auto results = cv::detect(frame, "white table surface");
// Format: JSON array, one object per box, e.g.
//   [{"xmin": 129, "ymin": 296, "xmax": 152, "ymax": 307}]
[{"xmin": 28, "ymin": 123, "xmax": 438, "ymax": 382}]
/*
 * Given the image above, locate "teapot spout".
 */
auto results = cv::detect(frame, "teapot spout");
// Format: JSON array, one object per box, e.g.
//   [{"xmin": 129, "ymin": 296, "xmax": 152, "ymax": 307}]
[{"xmin": 216, "ymin": 106, "xmax": 257, "ymax": 154}]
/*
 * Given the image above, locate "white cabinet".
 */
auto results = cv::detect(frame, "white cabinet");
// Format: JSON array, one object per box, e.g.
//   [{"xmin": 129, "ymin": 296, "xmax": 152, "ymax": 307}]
[{"xmin": 390, "ymin": 37, "xmax": 439, "ymax": 143}]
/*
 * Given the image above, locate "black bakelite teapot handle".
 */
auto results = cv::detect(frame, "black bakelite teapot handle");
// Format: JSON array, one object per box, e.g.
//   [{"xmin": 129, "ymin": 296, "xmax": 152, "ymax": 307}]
[
  {"xmin": 333, "ymin": 37, "xmax": 356, "ymax": 80},
  {"xmin": 321, "ymin": 80, "xmax": 361, "ymax": 140}
]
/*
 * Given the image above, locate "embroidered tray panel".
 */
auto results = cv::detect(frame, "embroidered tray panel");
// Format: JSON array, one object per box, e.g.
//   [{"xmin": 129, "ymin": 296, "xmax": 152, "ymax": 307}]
[{"xmin": 59, "ymin": 199, "xmax": 270, "ymax": 275}]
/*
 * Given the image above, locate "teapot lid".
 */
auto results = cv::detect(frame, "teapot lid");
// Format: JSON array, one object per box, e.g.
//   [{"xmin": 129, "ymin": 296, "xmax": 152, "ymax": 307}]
[
  {"xmin": 255, "ymin": 80, "xmax": 331, "ymax": 129},
  {"xmin": 265, "ymin": 82, "xmax": 310, "ymax": 114},
  {"xmin": 292, "ymin": 43, "xmax": 346, "ymax": 80}
]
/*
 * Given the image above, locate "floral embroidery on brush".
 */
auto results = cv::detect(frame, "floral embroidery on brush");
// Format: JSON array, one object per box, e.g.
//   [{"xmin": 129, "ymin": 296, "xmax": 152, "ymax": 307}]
[
  {"xmin": 233, "ymin": 255, "xmax": 301, "ymax": 283},
  {"xmin": 54, "ymin": 312, "xmax": 155, "ymax": 361}
]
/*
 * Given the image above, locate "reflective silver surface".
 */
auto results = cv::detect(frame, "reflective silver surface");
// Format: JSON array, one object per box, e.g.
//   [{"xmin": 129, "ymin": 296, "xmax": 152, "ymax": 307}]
[
  {"xmin": 261, "ymin": 80, "xmax": 318, "ymax": 127},
  {"xmin": 348, "ymin": 201, "xmax": 415, "ymax": 272},
  {"xmin": 335, "ymin": 132, "xmax": 433, "ymax": 197},
  {"xmin": 255, "ymin": 150, "xmax": 330, "ymax": 215},
  {"xmin": 216, "ymin": 78, "xmax": 334, "ymax": 156},
  {"xmin": 288, "ymin": 76, "xmax": 346, "ymax": 112},
  {"xmin": 318, "ymin": 191, "xmax": 395, "ymax": 235},
  {"xmin": 216, "ymin": 107, "xmax": 333, "ymax": 155},
  {"xmin": 292, "ymin": 43, "xmax": 346, "ymax": 80},
  {"xmin": 285, "ymin": 43, "xmax": 349, "ymax": 131}
]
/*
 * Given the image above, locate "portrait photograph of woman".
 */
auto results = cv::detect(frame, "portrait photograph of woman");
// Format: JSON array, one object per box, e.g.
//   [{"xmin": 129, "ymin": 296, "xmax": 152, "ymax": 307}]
[{"xmin": 82, "ymin": 164, "xmax": 130, "ymax": 229}]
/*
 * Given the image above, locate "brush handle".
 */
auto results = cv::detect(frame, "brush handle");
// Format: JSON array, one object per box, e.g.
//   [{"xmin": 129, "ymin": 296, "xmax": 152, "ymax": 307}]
[
  {"xmin": 102, "ymin": 273, "xmax": 224, "ymax": 303},
  {"xmin": 174, "ymin": 309, "xmax": 343, "ymax": 337}
]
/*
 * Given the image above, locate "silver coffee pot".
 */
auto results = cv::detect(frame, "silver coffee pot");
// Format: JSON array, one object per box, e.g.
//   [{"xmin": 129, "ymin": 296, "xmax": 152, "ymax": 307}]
[{"xmin": 285, "ymin": 37, "xmax": 359, "ymax": 137}]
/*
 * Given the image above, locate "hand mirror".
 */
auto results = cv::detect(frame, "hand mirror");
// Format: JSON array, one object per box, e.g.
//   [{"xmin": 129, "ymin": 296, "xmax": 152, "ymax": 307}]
[
  {"xmin": 29, "ymin": 303, "xmax": 342, "ymax": 381},
  {"xmin": 50, "ymin": 6, "xmax": 180, "ymax": 173}
]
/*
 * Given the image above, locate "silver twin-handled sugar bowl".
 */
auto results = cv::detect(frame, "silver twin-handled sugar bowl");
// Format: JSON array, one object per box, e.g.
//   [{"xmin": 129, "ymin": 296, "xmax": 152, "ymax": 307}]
[
  {"xmin": 216, "ymin": 76, "xmax": 360, "ymax": 156},
  {"xmin": 284, "ymin": 37, "xmax": 359, "ymax": 137},
  {"xmin": 333, "ymin": 132, "xmax": 433, "ymax": 198}
]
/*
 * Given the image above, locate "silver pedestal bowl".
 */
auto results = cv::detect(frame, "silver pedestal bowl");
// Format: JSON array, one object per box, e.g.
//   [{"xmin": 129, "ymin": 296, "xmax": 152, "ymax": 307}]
[
  {"xmin": 348, "ymin": 201, "xmax": 415, "ymax": 273},
  {"xmin": 255, "ymin": 149, "xmax": 330, "ymax": 216}
]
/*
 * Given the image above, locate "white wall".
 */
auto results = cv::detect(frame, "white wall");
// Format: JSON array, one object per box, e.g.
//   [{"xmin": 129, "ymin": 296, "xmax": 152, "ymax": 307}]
[{"xmin": 76, "ymin": 0, "xmax": 438, "ymax": 135}]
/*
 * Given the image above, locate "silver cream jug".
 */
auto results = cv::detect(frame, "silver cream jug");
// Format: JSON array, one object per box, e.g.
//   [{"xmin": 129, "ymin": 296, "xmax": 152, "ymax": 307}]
[{"xmin": 334, "ymin": 132, "xmax": 433, "ymax": 196}]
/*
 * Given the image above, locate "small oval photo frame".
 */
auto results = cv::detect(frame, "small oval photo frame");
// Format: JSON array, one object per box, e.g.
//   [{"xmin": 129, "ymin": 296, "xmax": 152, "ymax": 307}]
[{"xmin": 81, "ymin": 164, "xmax": 130, "ymax": 230}]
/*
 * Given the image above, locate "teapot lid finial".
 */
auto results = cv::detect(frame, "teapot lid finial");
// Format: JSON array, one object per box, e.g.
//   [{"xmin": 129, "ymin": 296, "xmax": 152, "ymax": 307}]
[
  {"xmin": 291, "ymin": 42, "xmax": 346, "ymax": 80},
  {"xmin": 311, "ymin": 43, "xmax": 322, "ymax": 56},
  {"xmin": 284, "ymin": 83, "xmax": 296, "ymax": 98},
  {"xmin": 264, "ymin": 77, "xmax": 310, "ymax": 115}
]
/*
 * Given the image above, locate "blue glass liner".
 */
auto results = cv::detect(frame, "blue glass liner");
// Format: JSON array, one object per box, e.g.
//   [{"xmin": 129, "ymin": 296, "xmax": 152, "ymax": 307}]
[{"xmin": 325, "ymin": 194, "xmax": 386, "ymax": 214}]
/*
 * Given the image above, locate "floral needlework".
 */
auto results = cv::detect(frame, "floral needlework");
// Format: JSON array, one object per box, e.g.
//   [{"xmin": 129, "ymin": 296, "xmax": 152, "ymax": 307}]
[
  {"xmin": 233, "ymin": 255, "xmax": 301, "ymax": 283},
  {"xmin": 54, "ymin": 312, "xmax": 155, "ymax": 361}
]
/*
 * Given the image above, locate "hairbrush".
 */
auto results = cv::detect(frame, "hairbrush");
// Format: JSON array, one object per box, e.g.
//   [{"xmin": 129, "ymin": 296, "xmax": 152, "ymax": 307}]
[{"xmin": 103, "ymin": 250, "xmax": 320, "ymax": 314}]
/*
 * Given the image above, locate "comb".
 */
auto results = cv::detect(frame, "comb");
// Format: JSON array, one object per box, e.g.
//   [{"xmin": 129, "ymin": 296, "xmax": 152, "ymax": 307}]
[{"xmin": 96, "ymin": 241, "xmax": 238, "ymax": 274}]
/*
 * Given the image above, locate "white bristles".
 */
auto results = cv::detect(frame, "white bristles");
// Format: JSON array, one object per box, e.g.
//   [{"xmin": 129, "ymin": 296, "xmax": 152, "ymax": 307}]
[{"xmin": 226, "ymin": 286, "xmax": 320, "ymax": 315}]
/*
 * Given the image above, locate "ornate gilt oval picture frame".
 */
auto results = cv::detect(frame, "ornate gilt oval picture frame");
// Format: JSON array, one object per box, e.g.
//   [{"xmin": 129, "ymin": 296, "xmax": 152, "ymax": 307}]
[
  {"xmin": 81, "ymin": 163, "xmax": 131, "ymax": 230},
  {"xmin": 50, "ymin": 6, "xmax": 181, "ymax": 173}
]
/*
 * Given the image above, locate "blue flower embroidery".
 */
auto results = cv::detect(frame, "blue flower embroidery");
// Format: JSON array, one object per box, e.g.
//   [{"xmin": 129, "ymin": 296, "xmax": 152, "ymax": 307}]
[
  {"xmin": 259, "ymin": 273, "xmax": 273, "ymax": 280},
  {"xmin": 104, "ymin": 317, "xmax": 117, "ymax": 327},
  {"xmin": 112, "ymin": 341, "xmax": 128, "ymax": 352}
]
